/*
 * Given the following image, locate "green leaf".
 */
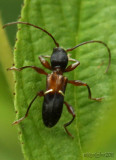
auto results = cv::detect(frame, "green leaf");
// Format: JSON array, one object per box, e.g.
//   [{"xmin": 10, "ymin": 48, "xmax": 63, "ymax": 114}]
[
  {"xmin": 89, "ymin": 94, "xmax": 116, "ymax": 150},
  {"xmin": 12, "ymin": 0, "xmax": 116, "ymax": 159}
]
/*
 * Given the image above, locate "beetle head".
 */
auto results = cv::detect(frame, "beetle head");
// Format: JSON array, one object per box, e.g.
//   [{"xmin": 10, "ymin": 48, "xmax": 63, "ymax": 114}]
[{"xmin": 50, "ymin": 47, "xmax": 68, "ymax": 71}]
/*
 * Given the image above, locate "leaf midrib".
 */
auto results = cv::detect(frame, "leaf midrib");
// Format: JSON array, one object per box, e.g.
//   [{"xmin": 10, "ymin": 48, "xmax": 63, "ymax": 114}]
[{"xmin": 73, "ymin": 0, "xmax": 84, "ymax": 159}]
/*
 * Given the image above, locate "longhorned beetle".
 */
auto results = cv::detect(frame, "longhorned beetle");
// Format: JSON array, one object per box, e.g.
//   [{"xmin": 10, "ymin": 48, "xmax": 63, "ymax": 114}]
[{"xmin": 3, "ymin": 22, "xmax": 111, "ymax": 138}]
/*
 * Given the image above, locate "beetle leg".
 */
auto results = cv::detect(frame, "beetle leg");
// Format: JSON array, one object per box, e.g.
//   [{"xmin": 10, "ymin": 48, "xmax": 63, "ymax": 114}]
[
  {"xmin": 64, "ymin": 54, "xmax": 80, "ymax": 72},
  {"xmin": 41, "ymin": 55, "xmax": 50, "ymax": 58},
  {"xmin": 68, "ymin": 80, "xmax": 103, "ymax": 101},
  {"xmin": 64, "ymin": 60, "xmax": 80, "ymax": 72},
  {"xmin": 7, "ymin": 66, "xmax": 48, "ymax": 75},
  {"xmin": 12, "ymin": 90, "xmax": 44, "ymax": 125},
  {"xmin": 64, "ymin": 101, "xmax": 75, "ymax": 138},
  {"xmin": 39, "ymin": 55, "xmax": 52, "ymax": 70},
  {"xmin": 67, "ymin": 54, "xmax": 78, "ymax": 62}
]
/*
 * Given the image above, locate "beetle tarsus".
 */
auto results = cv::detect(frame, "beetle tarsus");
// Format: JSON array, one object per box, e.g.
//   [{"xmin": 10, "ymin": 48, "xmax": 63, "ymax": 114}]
[
  {"xmin": 64, "ymin": 125, "xmax": 74, "ymax": 138},
  {"xmin": 7, "ymin": 67, "xmax": 21, "ymax": 71},
  {"xmin": 64, "ymin": 101, "xmax": 75, "ymax": 138},
  {"xmin": 12, "ymin": 117, "xmax": 25, "ymax": 125},
  {"xmin": 91, "ymin": 97, "xmax": 104, "ymax": 102}
]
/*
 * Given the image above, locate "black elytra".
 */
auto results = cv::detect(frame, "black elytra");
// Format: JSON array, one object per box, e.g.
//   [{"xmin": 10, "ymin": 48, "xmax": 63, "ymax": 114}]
[{"xmin": 42, "ymin": 93, "xmax": 64, "ymax": 127}]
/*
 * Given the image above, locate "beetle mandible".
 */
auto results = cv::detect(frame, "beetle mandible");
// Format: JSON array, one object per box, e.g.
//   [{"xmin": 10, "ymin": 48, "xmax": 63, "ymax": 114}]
[{"xmin": 3, "ymin": 22, "xmax": 111, "ymax": 138}]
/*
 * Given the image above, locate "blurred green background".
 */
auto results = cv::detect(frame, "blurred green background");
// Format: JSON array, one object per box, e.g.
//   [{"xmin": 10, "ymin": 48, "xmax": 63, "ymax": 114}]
[{"xmin": 0, "ymin": 0, "xmax": 23, "ymax": 160}]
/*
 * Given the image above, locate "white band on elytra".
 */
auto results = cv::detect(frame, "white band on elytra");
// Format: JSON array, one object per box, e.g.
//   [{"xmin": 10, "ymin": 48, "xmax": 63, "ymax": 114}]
[
  {"xmin": 44, "ymin": 89, "xmax": 64, "ymax": 96},
  {"xmin": 58, "ymin": 90, "xmax": 64, "ymax": 96},
  {"xmin": 44, "ymin": 89, "xmax": 53, "ymax": 95}
]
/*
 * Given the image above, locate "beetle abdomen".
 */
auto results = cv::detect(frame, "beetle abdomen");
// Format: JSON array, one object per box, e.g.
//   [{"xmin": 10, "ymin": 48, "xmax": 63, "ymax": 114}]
[{"xmin": 42, "ymin": 93, "xmax": 64, "ymax": 127}]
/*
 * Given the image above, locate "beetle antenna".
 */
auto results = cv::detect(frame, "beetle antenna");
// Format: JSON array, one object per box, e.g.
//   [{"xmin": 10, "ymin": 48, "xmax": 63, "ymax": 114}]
[
  {"xmin": 3, "ymin": 21, "xmax": 59, "ymax": 47},
  {"xmin": 66, "ymin": 40, "xmax": 111, "ymax": 73}
]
